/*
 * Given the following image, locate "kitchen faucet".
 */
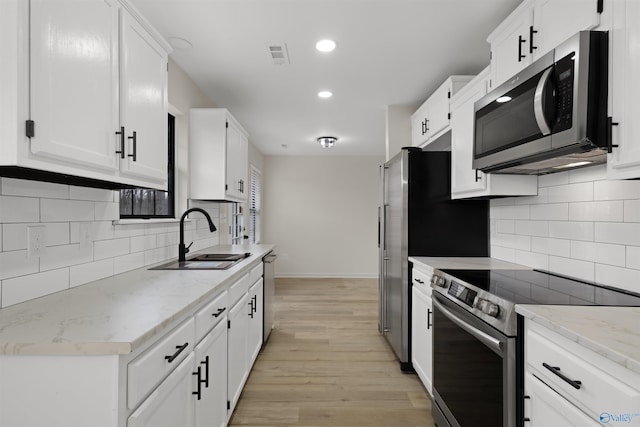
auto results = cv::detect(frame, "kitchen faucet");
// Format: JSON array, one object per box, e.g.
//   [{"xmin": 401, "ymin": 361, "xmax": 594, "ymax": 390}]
[{"xmin": 179, "ymin": 207, "xmax": 217, "ymax": 262}]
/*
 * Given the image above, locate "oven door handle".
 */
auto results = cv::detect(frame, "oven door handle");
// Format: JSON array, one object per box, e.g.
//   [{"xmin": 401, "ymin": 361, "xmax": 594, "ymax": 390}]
[{"xmin": 433, "ymin": 298, "xmax": 504, "ymax": 355}]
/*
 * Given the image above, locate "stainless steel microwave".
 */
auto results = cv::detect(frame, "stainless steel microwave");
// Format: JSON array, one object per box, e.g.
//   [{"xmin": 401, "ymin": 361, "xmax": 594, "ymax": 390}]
[{"xmin": 473, "ymin": 31, "xmax": 609, "ymax": 175}]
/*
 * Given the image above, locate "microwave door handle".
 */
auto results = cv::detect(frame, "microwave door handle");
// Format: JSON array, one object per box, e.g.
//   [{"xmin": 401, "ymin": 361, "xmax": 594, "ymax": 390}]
[
  {"xmin": 534, "ymin": 67, "xmax": 553, "ymax": 135},
  {"xmin": 433, "ymin": 297, "xmax": 504, "ymax": 355}
]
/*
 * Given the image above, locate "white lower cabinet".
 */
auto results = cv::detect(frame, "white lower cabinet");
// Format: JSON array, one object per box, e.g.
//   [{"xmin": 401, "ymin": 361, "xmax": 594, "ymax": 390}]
[
  {"xmin": 0, "ymin": 261, "xmax": 266, "ymax": 427},
  {"xmin": 523, "ymin": 319, "xmax": 640, "ymax": 426},
  {"xmin": 410, "ymin": 265, "xmax": 433, "ymax": 396},
  {"xmin": 227, "ymin": 292, "xmax": 250, "ymax": 414},
  {"xmin": 194, "ymin": 320, "xmax": 228, "ymax": 427},
  {"xmin": 128, "ymin": 352, "xmax": 196, "ymax": 427}
]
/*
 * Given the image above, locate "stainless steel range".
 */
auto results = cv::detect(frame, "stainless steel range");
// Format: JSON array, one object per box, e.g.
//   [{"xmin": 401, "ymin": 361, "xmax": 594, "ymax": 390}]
[{"xmin": 429, "ymin": 268, "xmax": 640, "ymax": 427}]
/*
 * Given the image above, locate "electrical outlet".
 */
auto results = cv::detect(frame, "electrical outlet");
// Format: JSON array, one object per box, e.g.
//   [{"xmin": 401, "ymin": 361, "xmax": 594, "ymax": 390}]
[{"xmin": 27, "ymin": 225, "xmax": 46, "ymax": 258}]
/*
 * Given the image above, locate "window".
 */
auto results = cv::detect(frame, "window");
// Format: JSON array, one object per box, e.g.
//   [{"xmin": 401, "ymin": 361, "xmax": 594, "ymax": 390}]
[
  {"xmin": 248, "ymin": 165, "xmax": 261, "ymax": 244},
  {"xmin": 119, "ymin": 114, "xmax": 175, "ymax": 218}
]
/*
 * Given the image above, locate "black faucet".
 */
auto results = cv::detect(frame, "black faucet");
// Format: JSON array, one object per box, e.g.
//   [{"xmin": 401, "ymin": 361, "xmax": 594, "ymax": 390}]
[{"xmin": 179, "ymin": 207, "xmax": 217, "ymax": 262}]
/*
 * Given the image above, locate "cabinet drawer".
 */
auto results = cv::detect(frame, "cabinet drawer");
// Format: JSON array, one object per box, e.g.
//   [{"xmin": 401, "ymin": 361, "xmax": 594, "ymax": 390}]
[
  {"xmin": 249, "ymin": 262, "xmax": 263, "ymax": 284},
  {"xmin": 526, "ymin": 324, "xmax": 640, "ymax": 419},
  {"xmin": 128, "ymin": 317, "xmax": 195, "ymax": 409},
  {"xmin": 411, "ymin": 267, "xmax": 433, "ymax": 296},
  {"xmin": 228, "ymin": 273, "xmax": 251, "ymax": 306},
  {"xmin": 195, "ymin": 290, "xmax": 228, "ymax": 343}
]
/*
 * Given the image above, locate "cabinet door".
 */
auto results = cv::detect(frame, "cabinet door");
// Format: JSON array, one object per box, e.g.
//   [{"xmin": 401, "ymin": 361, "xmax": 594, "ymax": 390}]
[
  {"xmin": 248, "ymin": 279, "xmax": 264, "ymax": 365},
  {"xmin": 119, "ymin": 8, "xmax": 168, "ymax": 187},
  {"xmin": 411, "ymin": 287, "xmax": 433, "ymax": 395},
  {"xmin": 225, "ymin": 119, "xmax": 249, "ymax": 201},
  {"xmin": 490, "ymin": 6, "xmax": 534, "ymax": 88},
  {"xmin": 451, "ymin": 75, "xmax": 489, "ymax": 197},
  {"xmin": 194, "ymin": 320, "xmax": 228, "ymax": 427},
  {"xmin": 426, "ymin": 82, "xmax": 451, "ymax": 139},
  {"xmin": 227, "ymin": 293, "xmax": 249, "ymax": 413},
  {"xmin": 532, "ymin": 0, "xmax": 600, "ymax": 60},
  {"xmin": 29, "ymin": 0, "xmax": 119, "ymax": 172},
  {"xmin": 128, "ymin": 353, "xmax": 196, "ymax": 427},
  {"xmin": 607, "ymin": 0, "xmax": 640, "ymax": 179},
  {"xmin": 524, "ymin": 373, "xmax": 600, "ymax": 427},
  {"xmin": 411, "ymin": 101, "xmax": 430, "ymax": 147}
]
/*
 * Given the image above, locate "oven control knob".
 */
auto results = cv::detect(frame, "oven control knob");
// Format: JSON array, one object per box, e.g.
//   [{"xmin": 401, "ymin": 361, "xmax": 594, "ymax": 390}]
[
  {"xmin": 474, "ymin": 298, "xmax": 500, "ymax": 318},
  {"xmin": 431, "ymin": 275, "xmax": 447, "ymax": 288}
]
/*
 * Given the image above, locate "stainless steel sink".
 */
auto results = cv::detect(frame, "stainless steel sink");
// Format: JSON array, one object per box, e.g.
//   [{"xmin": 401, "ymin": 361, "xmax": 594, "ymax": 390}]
[{"xmin": 149, "ymin": 253, "xmax": 251, "ymax": 270}]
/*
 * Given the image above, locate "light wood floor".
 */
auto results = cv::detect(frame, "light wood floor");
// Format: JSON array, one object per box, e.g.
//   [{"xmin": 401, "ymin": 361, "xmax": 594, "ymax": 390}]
[{"xmin": 228, "ymin": 277, "xmax": 434, "ymax": 427}]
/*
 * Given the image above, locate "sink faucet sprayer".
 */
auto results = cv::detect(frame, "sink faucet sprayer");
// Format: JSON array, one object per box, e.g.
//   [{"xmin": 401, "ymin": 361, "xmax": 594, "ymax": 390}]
[{"xmin": 179, "ymin": 208, "xmax": 217, "ymax": 262}]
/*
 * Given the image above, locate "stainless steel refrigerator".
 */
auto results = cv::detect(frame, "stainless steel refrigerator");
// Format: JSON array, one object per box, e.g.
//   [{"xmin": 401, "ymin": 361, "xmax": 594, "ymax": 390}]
[{"xmin": 378, "ymin": 148, "xmax": 489, "ymax": 370}]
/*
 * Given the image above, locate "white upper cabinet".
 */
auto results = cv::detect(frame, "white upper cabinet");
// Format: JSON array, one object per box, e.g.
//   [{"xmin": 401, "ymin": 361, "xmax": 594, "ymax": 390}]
[
  {"xmin": 190, "ymin": 108, "xmax": 249, "ymax": 203},
  {"xmin": 0, "ymin": 0, "xmax": 170, "ymax": 189},
  {"xmin": 607, "ymin": 0, "xmax": 640, "ymax": 179},
  {"xmin": 450, "ymin": 68, "xmax": 537, "ymax": 199},
  {"xmin": 118, "ymin": 6, "xmax": 168, "ymax": 183},
  {"xmin": 411, "ymin": 76, "xmax": 474, "ymax": 149},
  {"xmin": 488, "ymin": 0, "xmax": 602, "ymax": 88}
]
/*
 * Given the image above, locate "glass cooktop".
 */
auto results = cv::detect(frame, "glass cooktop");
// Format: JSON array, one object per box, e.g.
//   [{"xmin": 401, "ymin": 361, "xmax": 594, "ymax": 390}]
[{"xmin": 439, "ymin": 269, "xmax": 640, "ymax": 306}]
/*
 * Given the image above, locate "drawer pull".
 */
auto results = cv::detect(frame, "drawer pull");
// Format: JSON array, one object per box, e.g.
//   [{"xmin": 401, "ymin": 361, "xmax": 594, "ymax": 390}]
[
  {"xmin": 212, "ymin": 307, "xmax": 226, "ymax": 318},
  {"xmin": 164, "ymin": 342, "xmax": 189, "ymax": 363},
  {"xmin": 192, "ymin": 366, "xmax": 203, "ymax": 400},
  {"xmin": 415, "ymin": 279, "xmax": 424, "ymax": 284},
  {"xmin": 543, "ymin": 362, "xmax": 582, "ymax": 389}
]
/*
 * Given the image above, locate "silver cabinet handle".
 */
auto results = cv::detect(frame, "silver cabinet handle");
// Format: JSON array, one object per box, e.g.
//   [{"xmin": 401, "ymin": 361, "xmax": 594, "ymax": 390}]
[{"xmin": 433, "ymin": 297, "xmax": 503, "ymax": 354}]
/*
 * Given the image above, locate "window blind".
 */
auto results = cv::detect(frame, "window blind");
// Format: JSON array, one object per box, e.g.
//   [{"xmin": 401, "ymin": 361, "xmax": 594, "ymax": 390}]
[{"xmin": 249, "ymin": 165, "xmax": 261, "ymax": 244}]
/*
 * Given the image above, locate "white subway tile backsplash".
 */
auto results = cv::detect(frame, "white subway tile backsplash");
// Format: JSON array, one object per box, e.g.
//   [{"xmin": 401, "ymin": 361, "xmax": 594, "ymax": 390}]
[
  {"xmin": 568, "ymin": 164, "xmax": 606, "ymax": 183},
  {"xmin": 515, "ymin": 220, "xmax": 549, "ymax": 237},
  {"xmin": 496, "ymin": 220, "xmax": 515, "ymax": 234},
  {"xmin": 531, "ymin": 237, "xmax": 570, "ymax": 257},
  {"xmin": 570, "ymin": 241, "xmax": 626, "ymax": 267},
  {"xmin": 1, "ymin": 178, "xmax": 69, "ymax": 199},
  {"xmin": 94, "ymin": 238, "xmax": 130, "ymax": 261},
  {"xmin": 547, "ymin": 182, "xmax": 593, "ymax": 203},
  {"xmin": 69, "ymin": 186, "xmax": 115, "ymax": 202},
  {"xmin": 70, "ymin": 259, "xmax": 114, "ymax": 288},
  {"xmin": 624, "ymin": 200, "xmax": 640, "ymax": 222},
  {"xmin": 515, "ymin": 250, "xmax": 549, "ymax": 270},
  {"xmin": 2, "ymin": 222, "xmax": 69, "ymax": 251},
  {"xmin": 530, "ymin": 203, "xmax": 568, "ymax": 221},
  {"xmin": 1, "ymin": 268, "xmax": 69, "ymax": 308},
  {"xmin": 548, "ymin": 256, "xmax": 594, "ymax": 282},
  {"xmin": 594, "ymin": 179, "xmax": 640, "ymax": 201},
  {"xmin": 596, "ymin": 264, "xmax": 640, "ymax": 294},
  {"xmin": 0, "ymin": 250, "xmax": 39, "ymax": 280},
  {"xmin": 548, "ymin": 221, "xmax": 594, "ymax": 241},
  {"xmin": 0, "ymin": 196, "xmax": 40, "ymax": 223},
  {"xmin": 493, "ymin": 233, "xmax": 531, "ymax": 251},
  {"xmin": 41, "ymin": 199, "xmax": 94, "ymax": 222},
  {"xmin": 568, "ymin": 201, "xmax": 624, "ymax": 222},
  {"xmin": 539, "ymin": 171, "xmax": 569, "ymax": 187},
  {"xmin": 490, "ymin": 245, "xmax": 516, "ymax": 262},
  {"xmin": 595, "ymin": 222, "xmax": 640, "ymax": 246},
  {"xmin": 0, "ymin": 178, "xmax": 224, "ymax": 307},
  {"xmin": 94, "ymin": 202, "xmax": 119, "ymax": 221},
  {"xmin": 627, "ymin": 247, "xmax": 640, "ymax": 270}
]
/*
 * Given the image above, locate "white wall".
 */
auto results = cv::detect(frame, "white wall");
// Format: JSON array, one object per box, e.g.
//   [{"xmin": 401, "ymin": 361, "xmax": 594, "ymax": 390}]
[
  {"xmin": 263, "ymin": 155, "xmax": 383, "ymax": 278},
  {"xmin": 385, "ymin": 105, "xmax": 416, "ymax": 161},
  {"xmin": 490, "ymin": 164, "xmax": 640, "ymax": 294},
  {"xmin": 0, "ymin": 60, "xmax": 227, "ymax": 308}
]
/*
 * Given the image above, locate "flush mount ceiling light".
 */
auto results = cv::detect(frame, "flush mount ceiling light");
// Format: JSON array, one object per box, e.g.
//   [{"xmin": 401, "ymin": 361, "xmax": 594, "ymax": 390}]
[
  {"xmin": 318, "ymin": 91, "xmax": 333, "ymax": 98},
  {"xmin": 317, "ymin": 136, "xmax": 337, "ymax": 148},
  {"xmin": 316, "ymin": 39, "xmax": 336, "ymax": 52}
]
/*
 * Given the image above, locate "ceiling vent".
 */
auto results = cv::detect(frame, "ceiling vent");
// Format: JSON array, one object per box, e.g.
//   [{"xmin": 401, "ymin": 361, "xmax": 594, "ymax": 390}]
[{"xmin": 267, "ymin": 43, "xmax": 290, "ymax": 65}]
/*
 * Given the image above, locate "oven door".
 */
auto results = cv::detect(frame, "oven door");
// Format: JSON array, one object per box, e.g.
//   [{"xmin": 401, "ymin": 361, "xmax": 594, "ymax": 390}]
[{"xmin": 432, "ymin": 294, "xmax": 515, "ymax": 427}]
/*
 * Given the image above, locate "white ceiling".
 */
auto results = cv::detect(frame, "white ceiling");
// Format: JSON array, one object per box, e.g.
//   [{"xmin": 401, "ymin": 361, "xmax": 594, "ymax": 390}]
[{"xmin": 130, "ymin": 0, "xmax": 522, "ymax": 157}]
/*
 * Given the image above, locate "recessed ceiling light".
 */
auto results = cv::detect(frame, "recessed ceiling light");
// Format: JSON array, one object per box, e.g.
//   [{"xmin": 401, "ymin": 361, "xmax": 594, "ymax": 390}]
[
  {"xmin": 317, "ymin": 136, "xmax": 337, "ymax": 148},
  {"xmin": 318, "ymin": 91, "xmax": 333, "ymax": 98},
  {"xmin": 316, "ymin": 39, "xmax": 336, "ymax": 52},
  {"xmin": 167, "ymin": 37, "xmax": 193, "ymax": 50}
]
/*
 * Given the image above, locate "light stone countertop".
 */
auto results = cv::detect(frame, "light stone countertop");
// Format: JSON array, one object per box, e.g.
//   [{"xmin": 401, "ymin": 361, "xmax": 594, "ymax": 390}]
[
  {"xmin": 516, "ymin": 305, "xmax": 640, "ymax": 375},
  {"xmin": 408, "ymin": 256, "xmax": 532, "ymax": 271},
  {"xmin": 0, "ymin": 244, "xmax": 274, "ymax": 356}
]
